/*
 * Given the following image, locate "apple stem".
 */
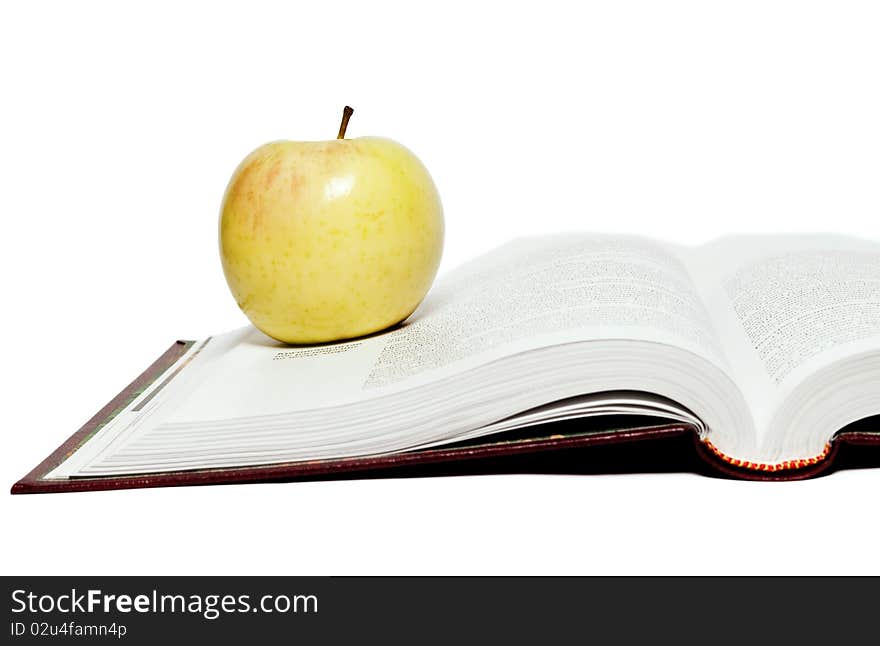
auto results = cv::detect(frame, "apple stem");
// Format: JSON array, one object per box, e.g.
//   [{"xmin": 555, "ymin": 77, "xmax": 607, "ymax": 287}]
[{"xmin": 337, "ymin": 106, "xmax": 354, "ymax": 139}]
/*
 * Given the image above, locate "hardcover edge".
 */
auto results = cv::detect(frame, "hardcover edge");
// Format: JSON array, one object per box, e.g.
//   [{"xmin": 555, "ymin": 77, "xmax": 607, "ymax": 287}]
[
  {"xmin": 12, "ymin": 340, "xmax": 194, "ymax": 494},
  {"xmin": 13, "ymin": 341, "xmax": 880, "ymax": 494}
]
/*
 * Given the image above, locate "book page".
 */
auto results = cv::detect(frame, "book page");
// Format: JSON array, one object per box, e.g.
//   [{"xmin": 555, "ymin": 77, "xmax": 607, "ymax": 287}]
[
  {"xmin": 50, "ymin": 234, "xmax": 751, "ymax": 478},
  {"xmin": 165, "ymin": 234, "xmax": 731, "ymax": 424},
  {"xmin": 682, "ymin": 235, "xmax": 880, "ymax": 441},
  {"xmin": 364, "ymin": 234, "xmax": 732, "ymax": 386}
]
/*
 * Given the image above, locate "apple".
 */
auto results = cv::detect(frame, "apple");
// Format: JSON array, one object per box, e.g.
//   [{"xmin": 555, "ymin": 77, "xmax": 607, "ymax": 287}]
[{"xmin": 219, "ymin": 107, "xmax": 444, "ymax": 344}]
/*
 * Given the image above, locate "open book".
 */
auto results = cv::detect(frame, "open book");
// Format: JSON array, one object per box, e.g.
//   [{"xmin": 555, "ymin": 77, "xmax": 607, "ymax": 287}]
[{"xmin": 14, "ymin": 233, "xmax": 880, "ymax": 493}]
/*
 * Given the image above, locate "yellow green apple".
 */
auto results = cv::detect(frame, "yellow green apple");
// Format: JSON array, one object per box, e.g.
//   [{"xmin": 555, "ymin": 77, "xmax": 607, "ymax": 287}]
[{"xmin": 219, "ymin": 107, "xmax": 444, "ymax": 344}]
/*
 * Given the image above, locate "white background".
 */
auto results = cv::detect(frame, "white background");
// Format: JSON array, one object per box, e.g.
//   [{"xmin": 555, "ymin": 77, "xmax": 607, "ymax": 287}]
[{"xmin": 2, "ymin": 1, "xmax": 879, "ymax": 575}]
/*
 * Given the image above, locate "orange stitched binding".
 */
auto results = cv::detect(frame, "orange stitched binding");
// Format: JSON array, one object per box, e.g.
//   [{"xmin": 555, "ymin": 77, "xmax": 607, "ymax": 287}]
[{"xmin": 703, "ymin": 439, "xmax": 831, "ymax": 472}]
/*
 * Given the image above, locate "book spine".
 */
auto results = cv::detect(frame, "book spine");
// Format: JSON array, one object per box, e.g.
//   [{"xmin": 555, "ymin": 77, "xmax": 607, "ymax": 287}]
[{"xmin": 702, "ymin": 439, "xmax": 831, "ymax": 472}]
